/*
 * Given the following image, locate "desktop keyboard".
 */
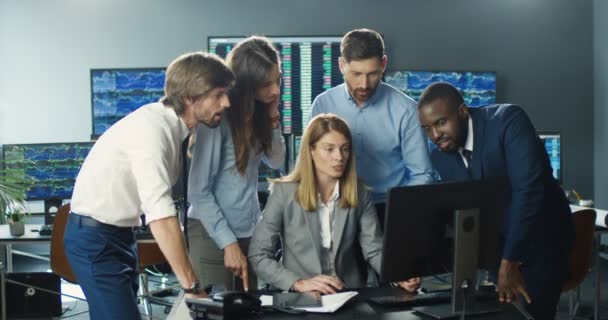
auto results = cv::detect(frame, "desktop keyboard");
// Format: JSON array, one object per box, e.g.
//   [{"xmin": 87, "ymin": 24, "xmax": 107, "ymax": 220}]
[
  {"xmin": 369, "ymin": 291, "xmax": 451, "ymax": 307},
  {"xmin": 369, "ymin": 290, "xmax": 498, "ymax": 307}
]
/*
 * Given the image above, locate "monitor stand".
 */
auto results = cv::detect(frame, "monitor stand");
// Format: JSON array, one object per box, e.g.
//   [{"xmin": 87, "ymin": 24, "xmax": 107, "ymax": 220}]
[{"xmin": 413, "ymin": 208, "xmax": 501, "ymax": 319}]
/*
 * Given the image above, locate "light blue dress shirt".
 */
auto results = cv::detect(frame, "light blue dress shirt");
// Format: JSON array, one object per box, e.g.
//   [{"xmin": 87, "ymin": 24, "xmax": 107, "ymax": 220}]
[
  {"xmin": 187, "ymin": 118, "xmax": 285, "ymax": 249},
  {"xmin": 310, "ymin": 82, "xmax": 434, "ymax": 203}
]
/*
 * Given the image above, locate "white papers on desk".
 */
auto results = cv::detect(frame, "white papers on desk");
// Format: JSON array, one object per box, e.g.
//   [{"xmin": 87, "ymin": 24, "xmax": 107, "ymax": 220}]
[
  {"xmin": 260, "ymin": 291, "xmax": 358, "ymax": 313},
  {"xmin": 166, "ymin": 292, "xmax": 190, "ymax": 319},
  {"xmin": 571, "ymin": 205, "xmax": 608, "ymax": 228},
  {"xmin": 260, "ymin": 295, "xmax": 274, "ymax": 306}
]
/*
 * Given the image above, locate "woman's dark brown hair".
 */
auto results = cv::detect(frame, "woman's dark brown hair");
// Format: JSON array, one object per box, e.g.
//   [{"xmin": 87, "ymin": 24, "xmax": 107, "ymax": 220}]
[{"xmin": 226, "ymin": 36, "xmax": 280, "ymax": 174}]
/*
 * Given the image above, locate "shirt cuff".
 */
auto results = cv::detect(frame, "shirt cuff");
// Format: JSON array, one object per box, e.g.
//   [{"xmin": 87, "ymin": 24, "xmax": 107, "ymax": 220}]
[
  {"xmin": 211, "ymin": 225, "xmax": 238, "ymax": 250},
  {"xmin": 144, "ymin": 198, "xmax": 177, "ymax": 224},
  {"xmin": 279, "ymin": 273, "xmax": 302, "ymax": 292},
  {"xmin": 501, "ymin": 237, "xmax": 524, "ymax": 262}
]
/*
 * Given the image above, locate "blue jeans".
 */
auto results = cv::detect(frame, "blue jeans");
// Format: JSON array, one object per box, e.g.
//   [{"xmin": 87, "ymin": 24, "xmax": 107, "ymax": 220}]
[{"xmin": 64, "ymin": 213, "xmax": 141, "ymax": 320}]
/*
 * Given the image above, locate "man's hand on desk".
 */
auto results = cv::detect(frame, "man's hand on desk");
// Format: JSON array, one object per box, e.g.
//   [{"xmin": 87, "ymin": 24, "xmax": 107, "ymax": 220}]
[
  {"xmin": 396, "ymin": 277, "xmax": 422, "ymax": 293},
  {"xmin": 292, "ymin": 275, "xmax": 344, "ymax": 295},
  {"xmin": 497, "ymin": 259, "xmax": 532, "ymax": 304}
]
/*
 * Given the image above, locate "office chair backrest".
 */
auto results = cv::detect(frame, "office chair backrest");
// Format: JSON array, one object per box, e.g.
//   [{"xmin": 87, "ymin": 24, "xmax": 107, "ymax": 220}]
[
  {"xmin": 50, "ymin": 203, "xmax": 77, "ymax": 283},
  {"xmin": 562, "ymin": 208, "xmax": 596, "ymax": 292},
  {"xmin": 138, "ymin": 241, "xmax": 166, "ymax": 270}
]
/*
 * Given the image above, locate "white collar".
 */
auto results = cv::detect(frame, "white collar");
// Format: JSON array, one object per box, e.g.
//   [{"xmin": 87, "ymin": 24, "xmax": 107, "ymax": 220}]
[
  {"xmin": 459, "ymin": 116, "xmax": 474, "ymax": 153},
  {"xmin": 318, "ymin": 180, "xmax": 340, "ymax": 204}
]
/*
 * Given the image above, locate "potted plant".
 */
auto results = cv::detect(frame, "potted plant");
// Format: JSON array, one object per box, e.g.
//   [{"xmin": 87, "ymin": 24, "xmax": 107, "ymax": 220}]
[
  {"xmin": 7, "ymin": 208, "xmax": 29, "ymax": 236},
  {"xmin": 0, "ymin": 165, "xmax": 33, "ymax": 236}
]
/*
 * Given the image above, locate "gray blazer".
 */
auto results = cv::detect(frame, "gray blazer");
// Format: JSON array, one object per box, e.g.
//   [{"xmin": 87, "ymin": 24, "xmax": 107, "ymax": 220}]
[{"xmin": 248, "ymin": 182, "xmax": 383, "ymax": 291}]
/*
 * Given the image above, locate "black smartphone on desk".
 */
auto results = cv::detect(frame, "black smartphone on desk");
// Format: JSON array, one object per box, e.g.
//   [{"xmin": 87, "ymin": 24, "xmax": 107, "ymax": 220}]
[{"xmin": 273, "ymin": 292, "xmax": 322, "ymax": 308}]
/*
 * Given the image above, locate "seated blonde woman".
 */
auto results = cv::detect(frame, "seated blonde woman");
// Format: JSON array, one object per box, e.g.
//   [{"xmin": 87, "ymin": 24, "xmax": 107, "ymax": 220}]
[{"xmin": 248, "ymin": 113, "xmax": 420, "ymax": 294}]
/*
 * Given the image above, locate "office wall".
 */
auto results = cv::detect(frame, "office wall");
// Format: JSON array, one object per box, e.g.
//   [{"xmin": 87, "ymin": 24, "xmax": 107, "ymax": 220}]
[
  {"xmin": 0, "ymin": 0, "xmax": 594, "ymax": 196},
  {"xmin": 594, "ymin": 0, "xmax": 608, "ymax": 208}
]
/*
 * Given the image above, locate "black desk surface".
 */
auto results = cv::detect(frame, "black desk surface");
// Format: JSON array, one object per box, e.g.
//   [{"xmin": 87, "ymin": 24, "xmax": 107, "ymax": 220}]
[{"xmin": 256, "ymin": 287, "xmax": 528, "ymax": 320}]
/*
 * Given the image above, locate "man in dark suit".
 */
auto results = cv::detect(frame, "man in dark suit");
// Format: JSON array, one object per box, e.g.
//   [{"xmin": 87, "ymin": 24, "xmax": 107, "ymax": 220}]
[{"xmin": 417, "ymin": 82, "xmax": 574, "ymax": 320}]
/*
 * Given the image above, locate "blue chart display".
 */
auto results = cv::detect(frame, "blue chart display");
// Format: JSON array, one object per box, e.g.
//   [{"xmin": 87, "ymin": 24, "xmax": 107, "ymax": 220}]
[
  {"xmin": 209, "ymin": 36, "xmax": 343, "ymax": 135},
  {"xmin": 539, "ymin": 133, "xmax": 561, "ymax": 182},
  {"xmin": 2, "ymin": 143, "xmax": 94, "ymax": 200},
  {"xmin": 91, "ymin": 68, "xmax": 166, "ymax": 137},
  {"xmin": 384, "ymin": 71, "xmax": 496, "ymax": 107}
]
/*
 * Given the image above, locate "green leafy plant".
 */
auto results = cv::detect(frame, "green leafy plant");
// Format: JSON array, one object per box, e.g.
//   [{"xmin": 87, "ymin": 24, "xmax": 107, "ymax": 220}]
[
  {"xmin": 0, "ymin": 166, "xmax": 33, "ymax": 223},
  {"xmin": 7, "ymin": 207, "xmax": 29, "ymax": 223}
]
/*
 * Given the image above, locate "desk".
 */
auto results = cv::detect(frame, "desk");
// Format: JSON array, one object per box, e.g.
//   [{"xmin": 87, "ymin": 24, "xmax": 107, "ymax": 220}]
[
  {"xmin": 0, "ymin": 223, "xmax": 158, "ymax": 273},
  {"xmin": 170, "ymin": 287, "xmax": 529, "ymax": 320},
  {"xmin": 0, "ymin": 224, "xmax": 51, "ymax": 320},
  {"xmin": 0, "ymin": 224, "xmax": 50, "ymax": 272}
]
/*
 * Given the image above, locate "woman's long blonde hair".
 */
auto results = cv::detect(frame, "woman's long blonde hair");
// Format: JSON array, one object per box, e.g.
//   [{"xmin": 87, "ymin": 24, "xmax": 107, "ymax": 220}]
[{"xmin": 273, "ymin": 113, "xmax": 358, "ymax": 211}]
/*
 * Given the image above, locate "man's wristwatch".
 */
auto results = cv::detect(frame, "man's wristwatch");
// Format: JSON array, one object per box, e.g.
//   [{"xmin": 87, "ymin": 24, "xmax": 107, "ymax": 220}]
[{"xmin": 183, "ymin": 281, "xmax": 202, "ymax": 294}]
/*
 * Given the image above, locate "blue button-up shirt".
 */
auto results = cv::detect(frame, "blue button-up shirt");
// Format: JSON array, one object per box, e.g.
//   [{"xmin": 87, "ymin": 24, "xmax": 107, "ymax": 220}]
[
  {"xmin": 310, "ymin": 82, "xmax": 434, "ymax": 203},
  {"xmin": 187, "ymin": 118, "xmax": 285, "ymax": 249}
]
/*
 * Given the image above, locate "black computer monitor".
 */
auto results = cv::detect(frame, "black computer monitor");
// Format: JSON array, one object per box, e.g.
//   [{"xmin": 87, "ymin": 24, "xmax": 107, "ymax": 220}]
[
  {"xmin": 381, "ymin": 179, "xmax": 506, "ymax": 318},
  {"xmin": 538, "ymin": 132, "xmax": 561, "ymax": 183}
]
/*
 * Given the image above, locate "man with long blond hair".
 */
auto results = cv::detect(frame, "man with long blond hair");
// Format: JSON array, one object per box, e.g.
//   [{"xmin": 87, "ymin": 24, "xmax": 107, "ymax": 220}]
[{"xmin": 248, "ymin": 113, "xmax": 420, "ymax": 293}]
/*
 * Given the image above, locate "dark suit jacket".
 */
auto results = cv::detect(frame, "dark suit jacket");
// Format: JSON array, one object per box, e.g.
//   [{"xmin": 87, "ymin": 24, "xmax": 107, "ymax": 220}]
[
  {"xmin": 430, "ymin": 104, "xmax": 574, "ymax": 268},
  {"xmin": 248, "ymin": 182, "xmax": 382, "ymax": 291}
]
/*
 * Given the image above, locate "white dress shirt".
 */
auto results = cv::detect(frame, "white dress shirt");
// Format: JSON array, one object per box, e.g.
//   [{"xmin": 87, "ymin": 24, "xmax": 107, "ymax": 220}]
[
  {"xmin": 458, "ymin": 116, "xmax": 474, "ymax": 168},
  {"xmin": 71, "ymin": 102, "xmax": 190, "ymax": 227},
  {"xmin": 317, "ymin": 181, "xmax": 340, "ymax": 249}
]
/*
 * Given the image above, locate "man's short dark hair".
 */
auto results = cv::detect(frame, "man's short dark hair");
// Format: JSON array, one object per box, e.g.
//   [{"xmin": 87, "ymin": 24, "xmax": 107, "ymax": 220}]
[
  {"xmin": 340, "ymin": 28, "xmax": 384, "ymax": 62},
  {"xmin": 417, "ymin": 82, "xmax": 465, "ymax": 111}
]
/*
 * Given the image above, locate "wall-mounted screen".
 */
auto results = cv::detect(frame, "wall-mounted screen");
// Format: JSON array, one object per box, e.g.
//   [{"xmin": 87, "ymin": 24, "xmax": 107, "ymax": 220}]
[
  {"xmin": 91, "ymin": 68, "xmax": 166, "ymax": 138},
  {"xmin": 539, "ymin": 132, "xmax": 561, "ymax": 182},
  {"xmin": 2, "ymin": 142, "xmax": 94, "ymax": 200},
  {"xmin": 209, "ymin": 36, "xmax": 343, "ymax": 135},
  {"xmin": 384, "ymin": 70, "xmax": 496, "ymax": 107}
]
